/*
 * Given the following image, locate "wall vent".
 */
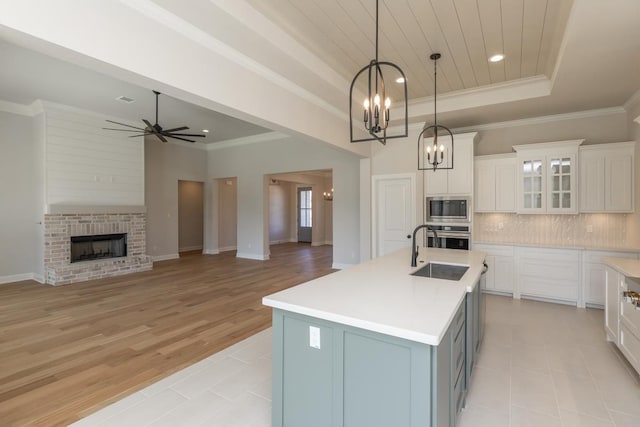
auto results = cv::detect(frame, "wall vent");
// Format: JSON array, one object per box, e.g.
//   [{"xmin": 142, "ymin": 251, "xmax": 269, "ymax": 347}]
[{"xmin": 116, "ymin": 95, "xmax": 135, "ymax": 104}]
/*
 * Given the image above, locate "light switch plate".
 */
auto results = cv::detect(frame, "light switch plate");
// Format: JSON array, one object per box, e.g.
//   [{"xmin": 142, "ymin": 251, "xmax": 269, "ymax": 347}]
[{"xmin": 309, "ymin": 326, "xmax": 321, "ymax": 349}]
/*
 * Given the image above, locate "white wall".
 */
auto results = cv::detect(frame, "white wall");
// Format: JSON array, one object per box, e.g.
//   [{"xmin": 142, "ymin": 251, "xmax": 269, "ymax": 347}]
[
  {"xmin": 145, "ymin": 140, "xmax": 207, "ymax": 259},
  {"xmin": 269, "ymin": 181, "xmax": 292, "ymax": 244},
  {"xmin": 0, "ymin": 111, "xmax": 44, "ymax": 282},
  {"xmin": 43, "ymin": 103, "xmax": 144, "ymax": 209},
  {"xmin": 208, "ymin": 137, "xmax": 361, "ymax": 267}
]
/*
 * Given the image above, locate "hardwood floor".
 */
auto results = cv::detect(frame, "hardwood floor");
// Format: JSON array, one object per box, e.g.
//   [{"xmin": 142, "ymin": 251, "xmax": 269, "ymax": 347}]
[{"xmin": 0, "ymin": 243, "xmax": 334, "ymax": 426}]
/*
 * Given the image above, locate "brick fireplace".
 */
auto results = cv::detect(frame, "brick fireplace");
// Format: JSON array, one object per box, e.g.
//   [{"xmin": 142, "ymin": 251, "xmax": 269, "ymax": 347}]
[{"xmin": 44, "ymin": 208, "xmax": 152, "ymax": 286}]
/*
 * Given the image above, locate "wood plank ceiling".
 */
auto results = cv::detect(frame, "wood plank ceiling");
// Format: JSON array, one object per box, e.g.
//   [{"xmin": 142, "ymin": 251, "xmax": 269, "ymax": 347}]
[{"xmin": 246, "ymin": 0, "xmax": 572, "ymax": 101}]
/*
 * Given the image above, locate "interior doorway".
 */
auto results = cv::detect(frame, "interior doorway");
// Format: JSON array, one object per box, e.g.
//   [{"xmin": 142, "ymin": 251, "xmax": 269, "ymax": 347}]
[
  {"xmin": 178, "ymin": 180, "xmax": 204, "ymax": 253},
  {"xmin": 217, "ymin": 177, "xmax": 238, "ymax": 252},
  {"xmin": 266, "ymin": 170, "xmax": 333, "ymax": 248},
  {"xmin": 297, "ymin": 187, "xmax": 312, "ymax": 243}
]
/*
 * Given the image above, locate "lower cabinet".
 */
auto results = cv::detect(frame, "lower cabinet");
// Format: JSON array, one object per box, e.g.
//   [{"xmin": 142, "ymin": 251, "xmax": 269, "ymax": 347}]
[
  {"xmin": 473, "ymin": 244, "xmax": 514, "ymax": 295},
  {"xmin": 517, "ymin": 247, "xmax": 581, "ymax": 303},
  {"xmin": 605, "ymin": 266, "xmax": 621, "ymax": 342},
  {"xmin": 583, "ymin": 251, "xmax": 637, "ymax": 307},
  {"xmin": 272, "ymin": 299, "xmax": 475, "ymax": 427},
  {"xmin": 605, "ymin": 270, "xmax": 640, "ymax": 375}
]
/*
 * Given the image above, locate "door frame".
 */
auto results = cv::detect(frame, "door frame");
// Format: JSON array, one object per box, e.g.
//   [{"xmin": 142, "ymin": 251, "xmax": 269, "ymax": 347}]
[
  {"xmin": 371, "ymin": 173, "xmax": 416, "ymax": 258},
  {"xmin": 296, "ymin": 186, "xmax": 313, "ymax": 243}
]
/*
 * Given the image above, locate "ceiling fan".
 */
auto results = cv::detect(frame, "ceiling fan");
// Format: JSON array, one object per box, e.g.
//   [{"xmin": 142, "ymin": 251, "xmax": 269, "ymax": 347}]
[{"xmin": 103, "ymin": 90, "xmax": 206, "ymax": 143}]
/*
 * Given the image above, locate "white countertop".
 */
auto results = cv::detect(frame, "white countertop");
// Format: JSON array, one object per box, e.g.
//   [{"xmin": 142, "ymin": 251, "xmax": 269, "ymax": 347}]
[
  {"xmin": 604, "ymin": 257, "xmax": 640, "ymax": 278},
  {"xmin": 262, "ymin": 247, "xmax": 486, "ymax": 346}
]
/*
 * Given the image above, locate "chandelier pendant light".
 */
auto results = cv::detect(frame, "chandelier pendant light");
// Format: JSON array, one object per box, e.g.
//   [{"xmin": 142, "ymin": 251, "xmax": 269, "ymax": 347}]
[
  {"xmin": 418, "ymin": 53, "xmax": 454, "ymax": 171},
  {"xmin": 349, "ymin": 0, "xmax": 408, "ymax": 145}
]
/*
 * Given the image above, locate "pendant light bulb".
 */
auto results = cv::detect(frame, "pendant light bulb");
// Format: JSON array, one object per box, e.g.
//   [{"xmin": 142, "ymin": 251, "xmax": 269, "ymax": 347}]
[
  {"xmin": 384, "ymin": 97, "xmax": 391, "ymax": 108},
  {"xmin": 364, "ymin": 99, "xmax": 370, "ymax": 109},
  {"xmin": 374, "ymin": 94, "xmax": 381, "ymax": 106}
]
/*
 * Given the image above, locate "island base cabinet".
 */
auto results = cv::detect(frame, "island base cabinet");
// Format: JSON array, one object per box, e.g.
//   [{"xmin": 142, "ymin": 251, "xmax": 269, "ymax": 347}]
[{"xmin": 271, "ymin": 307, "xmax": 467, "ymax": 427}]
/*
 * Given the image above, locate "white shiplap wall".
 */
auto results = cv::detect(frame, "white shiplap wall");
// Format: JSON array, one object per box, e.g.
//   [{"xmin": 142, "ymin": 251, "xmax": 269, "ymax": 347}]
[{"xmin": 44, "ymin": 103, "xmax": 144, "ymax": 208}]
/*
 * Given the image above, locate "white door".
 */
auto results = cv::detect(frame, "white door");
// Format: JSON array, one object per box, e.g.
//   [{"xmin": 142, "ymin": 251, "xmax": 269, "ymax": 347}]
[{"xmin": 373, "ymin": 174, "xmax": 415, "ymax": 257}]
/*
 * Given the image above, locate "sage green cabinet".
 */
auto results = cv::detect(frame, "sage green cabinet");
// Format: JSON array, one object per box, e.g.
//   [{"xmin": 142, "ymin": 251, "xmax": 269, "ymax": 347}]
[{"xmin": 271, "ymin": 299, "xmax": 473, "ymax": 427}]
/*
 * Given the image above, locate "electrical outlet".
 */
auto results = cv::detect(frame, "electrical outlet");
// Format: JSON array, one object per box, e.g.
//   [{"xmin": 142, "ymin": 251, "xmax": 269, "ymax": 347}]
[
  {"xmin": 498, "ymin": 222, "xmax": 504, "ymax": 230},
  {"xmin": 587, "ymin": 225, "xmax": 593, "ymax": 233},
  {"xmin": 309, "ymin": 326, "xmax": 321, "ymax": 349}
]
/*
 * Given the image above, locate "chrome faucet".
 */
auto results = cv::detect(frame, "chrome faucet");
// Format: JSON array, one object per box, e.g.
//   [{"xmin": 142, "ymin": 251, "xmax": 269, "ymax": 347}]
[{"xmin": 409, "ymin": 224, "xmax": 439, "ymax": 267}]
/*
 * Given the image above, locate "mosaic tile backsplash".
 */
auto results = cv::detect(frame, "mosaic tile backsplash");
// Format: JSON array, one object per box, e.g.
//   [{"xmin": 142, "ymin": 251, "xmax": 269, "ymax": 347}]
[{"xmin": 474, "ymin": 213, "xmax": 638, "ymax": 249}]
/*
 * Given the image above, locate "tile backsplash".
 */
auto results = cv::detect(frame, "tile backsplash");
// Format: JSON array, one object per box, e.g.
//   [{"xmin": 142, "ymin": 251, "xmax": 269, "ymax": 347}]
[{"xmin": 474, "ymin": 213, "xmax": 637, "ymax": 249}]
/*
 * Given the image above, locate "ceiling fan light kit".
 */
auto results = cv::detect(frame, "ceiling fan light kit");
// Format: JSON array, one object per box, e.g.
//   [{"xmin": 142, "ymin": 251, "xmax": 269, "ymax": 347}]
[
  {"xmin": 349, "ymin": 0, "xmax": 408, "ymax": 145},
  {"xmin": 418, "ymin": 53, "xmax": 454, "ymax": 172},
  {"xmin": 103, "ymin": 90, "xmax": 206, "ymax": 143}
]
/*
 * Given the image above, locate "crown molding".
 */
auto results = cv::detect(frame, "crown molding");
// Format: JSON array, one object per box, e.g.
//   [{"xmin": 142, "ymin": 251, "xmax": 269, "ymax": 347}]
[
  {"xmin": 0, "ymin": 99, "xmax": 43, "ymax": 116},
  {"xmin": 452, "ymin": 106, "xmax": 626, "ymax": 134},
  {"xmin": 624, "ymin": 89, "xmax": 640, "ymax": 111},
  {"xmin": 123, "ymin": 0, "xmax": 346, "ymax": 122},
  {"xmin": 398, "ymin": 75, "xmax": 552, "ymax": 120},
  {"xmin": 205, "ymin": 131, "xmax": 290, "ymax": 151}
]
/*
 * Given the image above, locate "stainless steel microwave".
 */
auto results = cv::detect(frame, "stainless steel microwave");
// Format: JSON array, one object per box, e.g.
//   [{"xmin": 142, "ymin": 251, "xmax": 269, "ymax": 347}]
[{"xmin": 426, "ymin": 196, "xmax": 471, "ymax": 222}]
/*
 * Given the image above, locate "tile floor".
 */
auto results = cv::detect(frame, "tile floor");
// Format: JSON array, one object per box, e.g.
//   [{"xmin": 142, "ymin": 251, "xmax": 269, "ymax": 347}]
[{"xmin": 72, "ymin": 295, "xmax": 640, "ymax": 426}]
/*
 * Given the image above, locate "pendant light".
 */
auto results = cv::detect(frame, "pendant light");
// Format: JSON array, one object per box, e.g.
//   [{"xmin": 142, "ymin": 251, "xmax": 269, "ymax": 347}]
[
  {"xmin": 418, "ymin": 53, "xmax": 454, "ymax": 171},
  {"xmin": 349, "ymin": 0, "xmax": 408, "ymax": 145}
]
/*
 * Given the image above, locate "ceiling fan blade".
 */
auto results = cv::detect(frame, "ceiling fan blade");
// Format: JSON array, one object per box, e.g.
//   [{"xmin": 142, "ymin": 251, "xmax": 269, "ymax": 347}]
[
  {"xmin": 102, "ymin": 127, "xmax": 143, "ymax": 132},
  {"xmin": 141, "ymin": 119, "xmax": 167, "ymax": 142},
  {"xmin": 142, "ymin": 119, "xmax": 155, "ymax": 130},
  {"xmin": 162, "ymin": 126, "xmax": 189, "ymax": 133},
  {"xmin": 127, "ymin": 133, "xmax": 151, "ymax": 137},
  {"xmin": 105, "ymin": 120, "xmax": 146, "ymax": 131},
  {"xmin": 167, "ymin": 133, "xmax": 206, "ymax": 137},
  {"xmin": 167, "ymin": 135, "xmax": 196, "ymax": 143}
]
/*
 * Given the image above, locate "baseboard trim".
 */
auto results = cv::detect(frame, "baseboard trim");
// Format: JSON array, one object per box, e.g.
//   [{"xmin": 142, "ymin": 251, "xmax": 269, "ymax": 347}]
[
  {"xmin": 236, "ymin": 252, "xmax": 270, "ymax": 261},
  {"xmin": 152, "ymin": 254, "xmax": 180, "ymax": 262},
  {"xmin": 203, "ymin": 249, "xmax": 220, "ymax": 255},
  {"xmin": 0, "ymin": 273, "xmax": 41, "ymax": 285},
  {"xmin": 179, "ymin": 245, "xmax": 203, "ymax": 252},
  {"xmin": 331, "ymin": 263, "xmax": 355, "ymax": 270},
  {"xmin": 269, "ymin": 240, "xmax": 292, "ymax": 245},
  {"xmin": 218, "ymin": 246, "xmax": 237, "ymax": 253}
]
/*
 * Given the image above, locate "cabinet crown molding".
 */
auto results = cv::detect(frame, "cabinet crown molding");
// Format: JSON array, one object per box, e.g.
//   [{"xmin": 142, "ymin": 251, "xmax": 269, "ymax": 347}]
[{"xmin": 512, "ymin": 139, "xmax": 584, "ymax": 152}]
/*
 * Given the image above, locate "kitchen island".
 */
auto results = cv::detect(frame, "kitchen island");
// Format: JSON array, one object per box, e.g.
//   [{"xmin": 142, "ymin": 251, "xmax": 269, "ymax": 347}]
[{"xmin": 263, "ymin": 247, "xmax": 486, "ymax": 427}]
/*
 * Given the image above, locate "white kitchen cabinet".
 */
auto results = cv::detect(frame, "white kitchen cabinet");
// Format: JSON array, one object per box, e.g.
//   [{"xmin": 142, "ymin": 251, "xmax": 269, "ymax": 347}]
[
  {"xmin": 473, "ymin": 244, "xmax": 514, "ymax": 294},
  {"xmin": 425, "ymin": 132, "xmax": 477, "ymax": 196},
  {"xmin": 513, "ymin": 140, "xmax": 583, "ymax": 214},
  {"xmin": 474, "ymin": 154, "xmax": 516, "ymax": 212},
  {"xmin": 582, "ymin": 250, "xmax": 638, "ymax": 307},
  {"xmin": 620, "ymin": 277, "xmax": 640, "ymax": 374},
  {"xmin": 605, "ymin": 266, "xmax": 621, "ymax": 343},
  {"xmin": 579, "ymin": 142, "xmax": 635, "ymax": 213},
  {"xmin": 517, "ymin": 246, "xmax": 580, "ymax": 303}
]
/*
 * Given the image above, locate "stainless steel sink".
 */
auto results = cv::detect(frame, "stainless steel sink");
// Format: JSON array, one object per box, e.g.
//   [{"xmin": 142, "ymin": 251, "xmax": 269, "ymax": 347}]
[{"xmin": 411, "ymin": 263, "xmax": 469, "ymax": 281}]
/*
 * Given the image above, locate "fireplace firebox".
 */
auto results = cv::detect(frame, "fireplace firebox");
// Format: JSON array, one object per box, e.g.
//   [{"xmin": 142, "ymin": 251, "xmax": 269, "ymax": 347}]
[{"xmin": 70, "ymin": 233, "xmax": 127, "ymax": 263}]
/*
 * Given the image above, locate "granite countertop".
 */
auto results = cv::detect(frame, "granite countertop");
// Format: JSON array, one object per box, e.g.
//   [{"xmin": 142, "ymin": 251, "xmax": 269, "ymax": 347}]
[
  {"xmin": 263, "ymin": 247, "xmax": 486, "ymax": 346},
  {"xmin": 604, "ymin": 257, "xmax": 640, "ymax": 278}
]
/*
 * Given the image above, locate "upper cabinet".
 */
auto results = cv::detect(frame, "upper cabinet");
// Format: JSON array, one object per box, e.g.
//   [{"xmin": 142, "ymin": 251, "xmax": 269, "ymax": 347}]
[
  {"xmin": 513, "ymin": 140, "xmax": 583, "ymax": 214},
  {"xmin": 425, "ymin": 132, "xmax": 477, "ymax": 196},
  {"xmin": 579, "ymin": 142, "xmax": 636, "ymax": 213},
  {"xmin": 474, "ymin": 154, "xmax": 516, "ymax": 212}
]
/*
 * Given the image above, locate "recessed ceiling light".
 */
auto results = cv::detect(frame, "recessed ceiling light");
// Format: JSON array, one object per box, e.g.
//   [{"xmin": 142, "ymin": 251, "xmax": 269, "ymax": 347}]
[
  {"xmin": 489, "ymin": 54, "xmax": 505, "ymax": 63},
  {"xmin": 202, "ymin": 129, "xmax": 210, "ymax": 133},
  {"xmin": 395, "ymin": 77, "xmax": 405, "ymax": 83}
]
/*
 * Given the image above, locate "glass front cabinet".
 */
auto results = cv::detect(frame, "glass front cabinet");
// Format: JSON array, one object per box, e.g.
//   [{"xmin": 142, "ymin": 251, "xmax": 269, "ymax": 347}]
[{"xmin": 514, "ymin": 140, "xmax": 583, "ymax": 214}]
